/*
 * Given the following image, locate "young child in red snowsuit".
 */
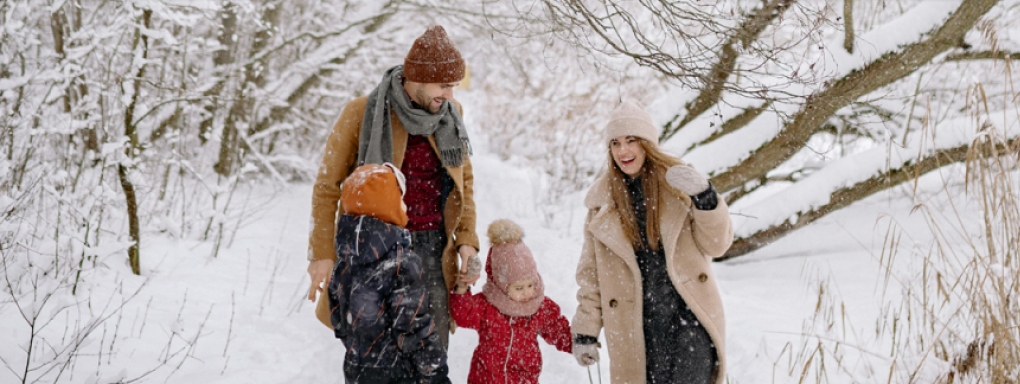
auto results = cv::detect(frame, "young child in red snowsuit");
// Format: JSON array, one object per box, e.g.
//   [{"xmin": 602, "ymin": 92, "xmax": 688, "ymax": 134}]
[{"xmin": 449, "ymin": 219, "xmax": 573, "ymax": 384}]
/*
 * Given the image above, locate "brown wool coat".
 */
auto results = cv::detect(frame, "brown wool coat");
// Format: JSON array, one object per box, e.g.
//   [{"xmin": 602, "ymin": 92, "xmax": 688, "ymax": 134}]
[
  {"xmin": 310, "ymin": 96, "xmax": 479, "ymax": 327},
  {"xmin": 572, "ymin": 174, "xmax": 733, "ymax": 384}
]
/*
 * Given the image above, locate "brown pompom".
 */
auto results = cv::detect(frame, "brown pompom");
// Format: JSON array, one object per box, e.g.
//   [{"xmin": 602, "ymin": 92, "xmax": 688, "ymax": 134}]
[{"xmin": 487, "ymin": 219, "xmax": 524, "ymax": 245}]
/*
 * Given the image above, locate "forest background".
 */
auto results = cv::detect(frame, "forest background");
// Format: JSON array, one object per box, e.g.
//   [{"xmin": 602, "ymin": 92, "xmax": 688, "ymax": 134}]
[{"xmin": 2, "ymin": 0, "xmax": 1019, "ymax": 382}]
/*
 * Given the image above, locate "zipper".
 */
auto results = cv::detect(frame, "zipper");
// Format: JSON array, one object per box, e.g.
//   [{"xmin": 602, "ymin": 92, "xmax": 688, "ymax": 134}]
[
  {"xmin": 504, "ymin": 317, "xmax": 515, "ymax": 384},
  {"xmin": 354, "ymin": 216, "xmax": 364, "ymax": 257}
]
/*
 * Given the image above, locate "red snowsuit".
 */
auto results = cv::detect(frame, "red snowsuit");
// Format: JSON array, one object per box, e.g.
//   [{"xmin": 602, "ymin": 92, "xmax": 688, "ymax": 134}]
[{"xmin": 450, "ymin": 291, "xmax": 573, "ymax": 384}]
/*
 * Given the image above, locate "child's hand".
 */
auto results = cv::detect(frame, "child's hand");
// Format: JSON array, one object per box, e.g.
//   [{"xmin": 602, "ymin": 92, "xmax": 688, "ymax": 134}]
[{"xmin": 459, "ymin": 255, "xmax": 482, "ymax": 285}]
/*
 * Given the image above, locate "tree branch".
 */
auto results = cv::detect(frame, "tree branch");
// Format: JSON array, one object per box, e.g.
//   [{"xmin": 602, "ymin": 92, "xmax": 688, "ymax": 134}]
[
  {"xmin": 945, "ymin": 50, "xmax": 1020, "ymax": 61},
  {"xmin": 843, "ymin": 0, "xmax": 854, "ymax": 53},
  {"xmin": 718, "ymin": 136, "xmax": 1019, "ymax": 261},
  {"xmin": 660, "ymin": 0, "xmax": 795, "ymax": 141},
  {"xmin": 249, "ymin": 4, "xmax": 397, "ymax": 135},
  {"xmin": 710, "ymin": 0, "xmax": 1000, "ymax": 193},
  {"xmin": 688, "ymin": 101, "xmax": 772, "ymax": 151}
]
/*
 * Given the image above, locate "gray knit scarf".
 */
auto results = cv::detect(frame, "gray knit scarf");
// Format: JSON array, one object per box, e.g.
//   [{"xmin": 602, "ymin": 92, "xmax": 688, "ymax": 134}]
[{"xmin": 358, "ymin": 65, "xmax": 470, "ymax": 168}]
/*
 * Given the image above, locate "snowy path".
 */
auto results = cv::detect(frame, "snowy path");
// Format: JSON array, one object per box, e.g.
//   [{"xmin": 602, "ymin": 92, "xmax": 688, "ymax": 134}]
[
  {"xmin": 138, "ymin": 148, "xmax": 941, "ymax": 383},
  {"xmin": 13, "ymin": 135, "xmax": 957, "ymax": 383}
]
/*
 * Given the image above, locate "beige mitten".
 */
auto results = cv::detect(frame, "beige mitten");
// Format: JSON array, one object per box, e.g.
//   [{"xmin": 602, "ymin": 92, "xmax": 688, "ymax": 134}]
[
  {"xmin": 665, "ymin": 165, "xmax": 710, "ymax": 196},
  {"xmin": 572, "ymin": 342, "xmax": 600, "ymax": 366}
]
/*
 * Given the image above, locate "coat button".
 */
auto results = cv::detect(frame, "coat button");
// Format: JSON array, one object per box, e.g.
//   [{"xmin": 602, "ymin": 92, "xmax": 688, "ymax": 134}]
[
  {"xmin": 609, "ymin": 299, "xmax": 618, "ymax": 308},
  {"xmin": 698, "ymin": 273, "xmax": 708, "ymax": 282}
]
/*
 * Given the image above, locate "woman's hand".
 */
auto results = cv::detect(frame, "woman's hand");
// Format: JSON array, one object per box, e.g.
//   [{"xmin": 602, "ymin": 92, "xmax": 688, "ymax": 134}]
[
  {"xmin": 665, "ymin": 165, "xmax": 709, "ymax": 196},
  {"xmin": 572, "ymin": 340, "xmax": 600, "ymax": 366}
]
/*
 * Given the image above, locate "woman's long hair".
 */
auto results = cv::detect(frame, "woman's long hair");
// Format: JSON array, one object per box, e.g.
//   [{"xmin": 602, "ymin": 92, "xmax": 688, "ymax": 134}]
[{"xmin": 607, "ymin": 138, "xmax": 682, "ymax": 252}]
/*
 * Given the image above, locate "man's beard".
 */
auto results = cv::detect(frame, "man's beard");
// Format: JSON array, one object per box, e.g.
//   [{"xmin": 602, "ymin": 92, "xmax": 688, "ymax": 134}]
[{"xmin": 414, "ymin": 88, "xmax": 442, "ymax": 114}]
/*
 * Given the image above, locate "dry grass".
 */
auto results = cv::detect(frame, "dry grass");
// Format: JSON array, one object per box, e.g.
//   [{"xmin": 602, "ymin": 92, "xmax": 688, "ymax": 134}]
[{"xmin": 771, "ymin": 126, "xmax": 1020, "ymax": 383}]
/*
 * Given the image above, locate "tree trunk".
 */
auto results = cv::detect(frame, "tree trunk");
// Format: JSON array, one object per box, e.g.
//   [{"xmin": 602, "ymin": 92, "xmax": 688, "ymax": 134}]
[
  {"xmin": 50, "ymin": 2, "xmax": 97, "ymax": 154},
  {"xmin": 119, "ymin": 8, "xmax": 152, "ymax": 275},
  {"xmin": 199, "ymin": 3, "xmax": 237, "ymax": 145}
]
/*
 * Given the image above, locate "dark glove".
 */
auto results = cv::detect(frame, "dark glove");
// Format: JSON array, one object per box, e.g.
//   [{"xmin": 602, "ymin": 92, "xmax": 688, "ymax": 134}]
[
  {"xmin": 666, "ymin": 165, "xmax": 718, "ymax": 210},
  {"xmin": 572, "ymin": 334, "xmax": 600, "ymax": 366}
]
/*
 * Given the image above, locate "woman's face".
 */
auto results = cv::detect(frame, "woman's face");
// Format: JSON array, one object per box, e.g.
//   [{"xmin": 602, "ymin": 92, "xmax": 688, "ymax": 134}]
[{"xmin": 610, "ymin": 135, "xmax": 646, "ymax": 177}]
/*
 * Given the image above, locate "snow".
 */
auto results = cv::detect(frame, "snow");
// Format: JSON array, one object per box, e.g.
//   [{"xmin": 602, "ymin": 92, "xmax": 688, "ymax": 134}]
[
  {"xmin": 1, "ymin": 121, "xmax": 989, "ymax": 382},
  {"xmin": 3, "ymin": 1, "xmax": 1017, "ymax": 382}
]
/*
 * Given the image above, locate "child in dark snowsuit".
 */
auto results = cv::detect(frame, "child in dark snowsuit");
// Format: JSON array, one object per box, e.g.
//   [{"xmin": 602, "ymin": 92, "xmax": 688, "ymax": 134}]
[
  {"xmin": 328, "ymin": 163, "xmax": 450, "ymax": 384},
  {"xmin": 450, "ymin": 219, "xmax": 573, "ymax": 384}
]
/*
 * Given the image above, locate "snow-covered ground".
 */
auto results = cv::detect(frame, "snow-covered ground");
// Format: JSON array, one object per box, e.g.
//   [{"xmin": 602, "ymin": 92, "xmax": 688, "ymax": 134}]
[{"xmin": 2, "ymin": 135, "xmax": 971, "ymax": 384}]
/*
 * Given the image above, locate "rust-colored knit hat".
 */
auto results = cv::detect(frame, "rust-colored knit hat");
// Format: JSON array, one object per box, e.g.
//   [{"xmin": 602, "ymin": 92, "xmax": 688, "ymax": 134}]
[
  {"xmin": 341, "ymin": 163, "xmax": 408, "ymax": 228},
  {"xmin": 404, "ymin": 25, "xmax": 466, "ymax": 84}
]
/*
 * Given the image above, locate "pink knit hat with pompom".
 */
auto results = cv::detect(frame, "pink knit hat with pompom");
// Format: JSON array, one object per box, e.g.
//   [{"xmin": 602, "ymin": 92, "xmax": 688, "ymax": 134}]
[{"xmin": 481, "ymin": 219, "xmax": 545, "ymax": 317}]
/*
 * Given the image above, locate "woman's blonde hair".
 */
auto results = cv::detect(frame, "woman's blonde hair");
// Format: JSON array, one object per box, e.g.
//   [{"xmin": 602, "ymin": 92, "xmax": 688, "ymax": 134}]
[{"xmin": 607, "ymin": 138, "xmax": 682, "ymax": 251}]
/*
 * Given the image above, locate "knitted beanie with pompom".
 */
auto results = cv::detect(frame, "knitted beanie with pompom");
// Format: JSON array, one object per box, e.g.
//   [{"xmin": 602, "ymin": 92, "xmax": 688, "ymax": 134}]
[{"xmin": 481, "ymin": 219, "xmax": 545, "ymax": 317}]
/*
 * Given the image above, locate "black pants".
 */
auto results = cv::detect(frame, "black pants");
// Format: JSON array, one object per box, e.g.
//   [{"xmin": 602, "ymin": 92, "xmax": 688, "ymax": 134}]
[
  {"xmin": 344, "ymin": 364, "xmax": 451, "ymax": 384},
  {"xmin": 645, "ymin": 317, "xmax": 717, "ymax": 384},
  {"xmin": 411, "ymin": 230, "xmax": 449, "ymax": 349},
  {"xmin": 343, "ymin": 365, "xmax": 415, "ymax": 384}
]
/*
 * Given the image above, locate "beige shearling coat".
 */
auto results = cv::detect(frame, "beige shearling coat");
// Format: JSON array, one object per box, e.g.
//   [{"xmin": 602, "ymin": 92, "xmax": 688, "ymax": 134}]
[
  {"xmin": 572, "ymin": 174, "xmax": 733, "ymax": 384},
  {"xmin": 310, "ymin": 96, "xmax": 479, "ymax": 327}
]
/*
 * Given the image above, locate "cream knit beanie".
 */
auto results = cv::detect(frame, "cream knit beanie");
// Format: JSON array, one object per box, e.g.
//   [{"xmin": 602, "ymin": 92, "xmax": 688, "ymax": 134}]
[{"xmin": 604, "ymin": 100, "xmax": 659, "ymax": 145}]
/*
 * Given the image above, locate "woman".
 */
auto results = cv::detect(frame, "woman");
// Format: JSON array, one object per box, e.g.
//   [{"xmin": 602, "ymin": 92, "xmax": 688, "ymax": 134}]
[{"xmin": 571, "ymin": 100, "xmax": 733, "ymax": 384}]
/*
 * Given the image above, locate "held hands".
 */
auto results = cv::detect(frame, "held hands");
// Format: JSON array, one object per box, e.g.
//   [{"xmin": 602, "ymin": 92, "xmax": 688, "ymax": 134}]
[
  {"xmin": 665, "ymin": 164, "xmax": 710, "ymax": 196},
  {"xmin": 573, "ymin": 342, "xmax": 600, "ymax": 367},
  {"xmin": 458, "ymin": 245, "xmax": 481, "ymax": 286}
]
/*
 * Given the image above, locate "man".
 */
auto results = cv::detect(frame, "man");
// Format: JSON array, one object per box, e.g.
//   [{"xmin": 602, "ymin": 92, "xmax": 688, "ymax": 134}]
[{"xmin": 306, "ymin": 25, "xmax": 480, "ymax": 348}]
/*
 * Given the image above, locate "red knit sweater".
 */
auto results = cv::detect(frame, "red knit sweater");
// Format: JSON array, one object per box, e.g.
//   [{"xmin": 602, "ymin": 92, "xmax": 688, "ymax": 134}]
[{"xmin": 401, "ymin": 135, "xmax": 444, "ymax": 231}]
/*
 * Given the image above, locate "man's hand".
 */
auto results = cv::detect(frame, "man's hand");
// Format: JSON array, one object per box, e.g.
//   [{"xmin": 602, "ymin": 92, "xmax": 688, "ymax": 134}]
[
  {"xmin": 457, "ymin": 245, "xmax": 480, "ymax": 285},
  {"xmin": 306, "ymin": 259, "xmax": 334, "ymax": 301}
]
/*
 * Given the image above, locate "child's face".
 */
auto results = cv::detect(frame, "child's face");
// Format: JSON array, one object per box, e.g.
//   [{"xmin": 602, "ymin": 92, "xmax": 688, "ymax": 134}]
[{"xmin": 507, "ymin": 278, "xmax": 537, "ymax": 302}]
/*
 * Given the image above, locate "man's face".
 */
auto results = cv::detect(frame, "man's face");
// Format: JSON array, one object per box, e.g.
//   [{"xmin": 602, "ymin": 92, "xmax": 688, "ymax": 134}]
[{"xmin": 405, "ymin": 81, "xmax": 459, "ymax": 114}]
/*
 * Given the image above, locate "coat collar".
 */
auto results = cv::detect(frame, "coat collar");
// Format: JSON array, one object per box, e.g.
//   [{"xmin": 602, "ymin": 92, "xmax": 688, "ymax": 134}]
[
  {"xmin": 584, "ymin": 175, "xmax": 640, "ymax": 275},
  {"xmin": 584, "ymin": 173, "xmax": 693, "ymax": 264}
]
